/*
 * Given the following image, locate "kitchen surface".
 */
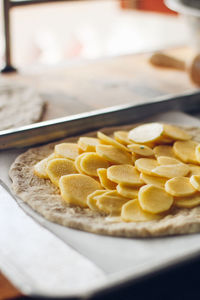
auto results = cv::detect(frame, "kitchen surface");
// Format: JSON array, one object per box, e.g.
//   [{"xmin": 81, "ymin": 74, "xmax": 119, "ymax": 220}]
[{"xmin": 1, "ymin": 0, "xmax": 200, "ymax": 299}]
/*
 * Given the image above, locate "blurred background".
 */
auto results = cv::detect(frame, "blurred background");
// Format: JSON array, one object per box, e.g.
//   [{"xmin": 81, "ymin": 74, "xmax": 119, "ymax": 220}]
[{"xmin": 0, "ymin": 0, "xmax": 192, "ymax": 70}]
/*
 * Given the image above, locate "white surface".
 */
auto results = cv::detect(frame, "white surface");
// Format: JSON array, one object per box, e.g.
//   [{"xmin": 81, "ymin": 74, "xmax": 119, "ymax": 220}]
[
  {"xmin": 0, "ymin": 183, "xmax": 105, "ymax": 297},
  {"xmin": 1, "ymin": 111, "xmax": 200, "ymax": 297}
]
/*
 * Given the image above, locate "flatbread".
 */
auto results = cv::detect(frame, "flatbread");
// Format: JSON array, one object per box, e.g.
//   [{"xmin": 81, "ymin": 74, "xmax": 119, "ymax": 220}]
[
  {"xmin": 9, "ymin": 124, "xmax": 200, "ymax": 238},
  {"xmin": 0, "ymin": 84, "xmax": 44, "ymax": 130}
]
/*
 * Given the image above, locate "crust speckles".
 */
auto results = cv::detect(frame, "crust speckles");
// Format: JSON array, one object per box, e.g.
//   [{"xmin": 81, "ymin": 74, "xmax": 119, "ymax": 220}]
[
  {"xmin": 0, "ymin": 87, "xmax": 44, "ymax": 130},
  {"xmin": 9, "ymin": 125, "xmax": 200, "ymax": 237}
]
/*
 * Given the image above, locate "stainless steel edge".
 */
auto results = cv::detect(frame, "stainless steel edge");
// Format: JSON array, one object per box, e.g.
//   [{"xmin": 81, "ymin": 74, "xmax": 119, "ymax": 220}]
[
  {"xmin": 0, "ymin": 90, "xmax": 200, "ymax": 150},
  {"xmin": 0, "ymin": 180, "xmax": 105, "ymax": 297}
]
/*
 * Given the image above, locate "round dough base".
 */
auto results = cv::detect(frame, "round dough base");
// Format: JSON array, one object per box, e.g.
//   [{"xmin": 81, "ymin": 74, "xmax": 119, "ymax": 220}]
[
  {"xmin": 9, "ymin": 124, "xmax": 200, "ymax": 238},
  {"xmin": 0, "ymin": 84, "xmax": 44, "ymax": 130}
]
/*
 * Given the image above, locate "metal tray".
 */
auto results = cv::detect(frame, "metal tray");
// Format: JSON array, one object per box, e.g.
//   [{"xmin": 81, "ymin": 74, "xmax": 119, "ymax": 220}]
[
  {"xmin": 0, "ymin": 90, "xmax": 200, "ymax": 150},
  {"xmin": 1, "ymin": 92, "xmax": 200, "ymax": 298}
]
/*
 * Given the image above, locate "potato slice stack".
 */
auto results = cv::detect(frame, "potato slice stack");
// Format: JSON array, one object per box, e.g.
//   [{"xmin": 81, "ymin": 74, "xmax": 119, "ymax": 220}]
[{"xmin": 34, "ymin": 122, "xmax": 200, "ymax": 223}]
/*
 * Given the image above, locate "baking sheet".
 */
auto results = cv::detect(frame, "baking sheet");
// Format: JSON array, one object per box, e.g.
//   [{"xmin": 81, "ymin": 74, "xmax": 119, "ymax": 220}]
[{"xmin": 1, "ymin": 110, "xmax": 200, "ymax": 297}]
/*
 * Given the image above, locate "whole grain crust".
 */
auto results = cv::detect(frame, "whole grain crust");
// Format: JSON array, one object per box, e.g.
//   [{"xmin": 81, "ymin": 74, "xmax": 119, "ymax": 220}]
[
  {"xmin": 0, "ymin": 86, "xmax": 44, "ymax": 130},
  {"xmin": 9, "ymin": 124, "xmax": 200, "ymax": 237}
]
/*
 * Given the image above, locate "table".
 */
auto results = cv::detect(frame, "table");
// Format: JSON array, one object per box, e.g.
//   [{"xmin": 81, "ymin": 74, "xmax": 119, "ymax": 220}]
[{"xmin": 0, "ymin": 47, "xmax": 199, "ymax": 299}]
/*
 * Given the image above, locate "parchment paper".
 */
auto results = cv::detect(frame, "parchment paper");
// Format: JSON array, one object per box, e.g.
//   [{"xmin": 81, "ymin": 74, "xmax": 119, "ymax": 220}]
[{"xmin": 2, "ymin": 111, "xmax": 200, "ymax": 296}]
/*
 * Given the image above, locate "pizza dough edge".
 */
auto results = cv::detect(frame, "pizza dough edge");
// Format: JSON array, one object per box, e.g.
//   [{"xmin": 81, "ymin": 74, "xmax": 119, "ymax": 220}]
[{"xmin": 9, "ymin": 124, "xmax": 200, "ymax": 238}]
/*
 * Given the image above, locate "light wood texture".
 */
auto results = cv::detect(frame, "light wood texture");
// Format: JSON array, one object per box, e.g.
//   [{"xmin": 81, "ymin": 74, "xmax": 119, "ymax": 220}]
[
  {"xmin": 0, "ymin": 272, "xmax": 21, "ymax": 299},
  {"xmin": 1, "ymin": 48, "xmax": 196, "ymax": 123}
]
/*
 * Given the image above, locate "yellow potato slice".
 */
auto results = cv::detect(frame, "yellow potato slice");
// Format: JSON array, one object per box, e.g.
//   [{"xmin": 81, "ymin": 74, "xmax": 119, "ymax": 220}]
[
  {"xmin": 165, "ymin": 177, "xmax": 196, "ymax": 197},
  {"xmin": 80, "ymin": 153, "xmax": 110, "ymax": 177},
  {"xmin": 59, "ymin": 174, "xmax": 101, "ymax": 207},
  {"xmin": 117, "ymin": 184, "xmax": 139, "ymax": 198},
  {"xmin": 163, "ymin": 124, "xmax": 191, "ymax": 141},
  {"xmin": 140, "ymin": 173, "xmax": 167, "ymax": 188},
  {"xmin": 34, "ymin": 153, "xmax": 56, "ymax": 179},
  {"xmin": 47, "ymin": 158, "xmax": 77, "ymax": 186},
  {"xmin": 96, "ymin": 190, "xmax": 129, "ymax": 215},
  {"xmin": 97, "ymin": 131, "xmax": 129, "ymax": 152},
  {"xmin": 157, "ymin": 135, "xmax": 173, "ymax": 144},
  {"xmin": 128, "ymin": 123, "xmax": 163, "ymax": 144},
  {"xmin": 175, "ymin": 194, "xmax": 200, "ymax": 208},
  {"xmin": 173, "ymin": 140, "xmax": 198, "ymax": 163},
  {"xmin": 190, "ymin": 175, "xmax": 200, "ymax": 191},
  {"xmin": 54, "ymin": 143, "xmax": 79, "ymax": 160},
  {"xmin": 78, "ymin": 137, "xmax": 100, "ymax": 152},
  {"xmin": 152, "ymin": 164, "xmax": 189, "ymax": 178},
  {"xmin": 114, "ymin": 131, "xmax": 131, "ymax": 145},
  {"xmin": 34, "ymin": 158, "xmax": 49, "ymax": 179},
  {"xmin": 153, "ymin": 145, "xmax": 175, "ymax": 158},
  {"xmin": 138, "ymin": 184, "xmax": 173, "ymax": 213},
  {"xmin": 188, "ymin": 164, "xmax": 200, "ymax": 176},
  {"xmin": 87, "ymin": 190, "xmax": 106, "ymax": 210},
  {"xmin": 47, "ymin": 153, "xmax": 58, "ymax": 160},
  {"xmin": 121, "ymin": 199, "xmax": 160, "ymax": 222},
  {"xmin": 131, "ymin": 153, "xmax": 137, "ymax": 163},
  {"xmin": 97, "ymin": 168, "xmax": 117, "ymax": 190},
  {"xmin": 127, "ymin": 143, "xmax": 154, "ymax": 157},
  {"xmin": 195, "ymin": 144, "xmax": 200, "ymax": 163},
  {"xmin": 96, "ymin": 145, "xmax": 133, "ymax": 165},
  {"xmin": 157, "ymin": 156, "xmax": 182, "ymax": 165},
  {"xmin": 135, "ymin": 158, "xmax": 158, "ymax": 175},
  {"xmin": 107, "ymin": 165, "xmax": 144, "ymax": 186},
  {"xmin": 74, "ymin": 153, "xmax": 88, "ymax": 174}
]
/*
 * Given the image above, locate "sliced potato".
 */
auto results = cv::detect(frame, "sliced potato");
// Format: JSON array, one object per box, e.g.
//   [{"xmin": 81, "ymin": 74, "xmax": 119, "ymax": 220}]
[
  {"xmin": 128, "ymin": 123, "xmax": 163, "ymax": 144},
  {"xmin": 47, "ymin": 158, "xmax": 77, "ymax": 186},
  {"xmin": 107, "ymin": 165, "xmax": 144, "ymax": 186},
  {"xmin": 96, "ymin": 144, "xmax": 133, "ymax": 165},
  {"xmin": 59, "ymin": 174, "xmax": 101, "ymax": 207},
  {"xmin": 157, "ymin": 135, "xmax": 173, "ymax": 144},
  {"xmin": 135, "ymin": 158, "xmax": 158, "ymax": 175},
  {"xmin": 34, "ymin": 158, "xmax": 49, "ymax": 179},
  {"xmin": 114, "ymin": 131, "xmax": 131, "ymax": 145},
  {"xmin": 34, "ymin": 155, "xmax": 52, "ymax": 178},
  {"xmin": 175, "ymin": 194, "xmax": 200, "ymax": 208},
  {"xmin": 190, "ymin": 175, "xmax": 200, "ymax": 191},
  {"xmin": 97, "ymin": 131, "xmax": 129, "ymax": 152},
  {"xmin": 117, "ymin": 184, "xmax": 139, "ymax": 198},
  {"xmin": 165, "ymin": 177, "xmax": 196, "ymax": 197},
  {"xmin": 152, "ymin": 164, "xmax": 189, "ymax": 178},
  {"xmin": 157, "ymin": 156, "xmax": 182, "ymax": 165},
  {"xmin": 54, "ymin": 143, "xmax": 79, "ymax": 160},
  {"xmin": 80, "ymin": 153, "xmax": 109, "ymax": 177},
  {"xmin": 74, "ymin": 153, "xmax": 88, "ymax": 174},
  {"xmin": 127, "ymin": 143, "xmax": 154, "ymax": 157},
  {"xmin": 121, "ymin": 199, "xmax": 160, "ymax": 222},
  {"xmin": 163, "ymin": 124, "xmax": 191, "ymax": 141},
  {"xmin": 78, "ymin": 137, "xmax": 100, "ymax": 152},
  {"xmin": 96, "ymin": 190, "xmax": 129, "ymax": 215},
  {"xmin": 140, "ymin": 173, "xmax": 167, "ymax": 188},
  {"xmin": 173, "ymin": 140, "xmax": 198, "ymax": 163},
  {"xmin": 195, "ymin": 144, "xmax": 200, "ymax": 163},
  {"xmin": 48, "ymin": 153, "xmax": 58, "ymax": 160},
  {"xmin": 34, "ymin": 153, "xmax": 57, "ymax": 179},
  {"xmin": 97, "ymin": 168, "xmax": 117, "ymax": 190},
  {"xmin": 188, "ymin": 164, "xmax": 200, "ymax": 176},
  {"xmin": 138, "ymin": 184, "xmax": 173, "ymax": 214},
  {"xmin": 153, "ymin": 145, "xmax": 175, "ymax": 158},
  {"xmin": 87, "ymin": 190, "xmax": 106, "ymax": 210}
]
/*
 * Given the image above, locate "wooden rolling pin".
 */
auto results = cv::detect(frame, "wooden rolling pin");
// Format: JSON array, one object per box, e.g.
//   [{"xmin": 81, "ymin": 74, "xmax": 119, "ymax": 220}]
[{"xmin": 149, "ymin": 52, "xmax": 200, "ymax": 86}]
